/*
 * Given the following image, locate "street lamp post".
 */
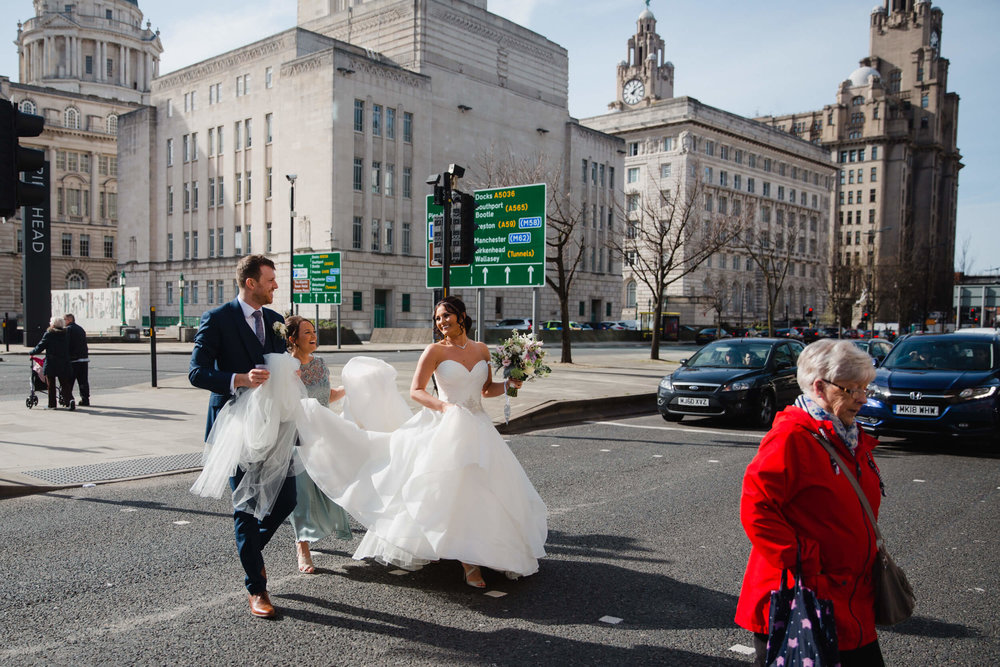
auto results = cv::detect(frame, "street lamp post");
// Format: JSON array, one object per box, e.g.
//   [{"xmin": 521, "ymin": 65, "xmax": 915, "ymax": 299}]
[
  {"xmin": 120, "ymin": 270, "xmax": 126, "ymax": 326},
  {"xmin": 865, "ymin": 226, "xmax": 894, "ymax": 332},
  {"xmin": 178, "ymin": 273, "xmax": 185, "ymax": 326},
  {"xmin": 286, "ymin": 174, "xmax": 297, "ymax": 316}
]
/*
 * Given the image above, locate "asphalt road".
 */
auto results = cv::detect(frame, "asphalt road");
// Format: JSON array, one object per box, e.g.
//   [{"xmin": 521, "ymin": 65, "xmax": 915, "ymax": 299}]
[{"xmin": 1, "ymin": 414, "xmax": 997, "ymax": 665}]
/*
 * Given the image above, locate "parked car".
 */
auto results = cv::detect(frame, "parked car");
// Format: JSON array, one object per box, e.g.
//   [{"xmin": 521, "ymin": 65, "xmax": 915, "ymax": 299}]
[
  {"xmin": 775, "ymin": 327, "xmax": 805, "ymax": 340},
  {"xmin": 488, "ymin": 318, "xmax": 532, "ymax": 332},
  {"xmin": 695, "ymin": 327, "xmax": 730, "ymax": 346},
  {"xmin": 598, "ymin": 321, "xmax": 626, "ymax": 330},
  {"xmin": 852, "ymin": 338, "xmax": 893, "ymax": 365},
  {"xmin": 799, "ymin": 328, "xmax": 821, "ymax": 343},
  {"xmin": 858, "ymin": 331, "xmax": 1000, "ymax": 442},
  {"xmin": 730, "ymin": 327, "xmax": 761, "ymax": 338},
  {"xmin": 657, "ymin": 338, "xmax": 806, "ymax": 426},
  {"xmin": 540, "ymin": 320, "xmax": 582, "ymax": 331},
  {"xmin": 821, "ymin": 327, "xmax": 842, "ymax": 338},
  {"xmin": 578, "ymin": 322, "xmax": 595, "ymax": 330}
]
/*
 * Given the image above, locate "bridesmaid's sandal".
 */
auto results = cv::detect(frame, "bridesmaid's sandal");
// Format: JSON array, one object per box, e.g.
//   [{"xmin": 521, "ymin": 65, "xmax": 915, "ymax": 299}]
[
  {"xmin": 296, "ymin": 543, "xmax": 316, "ymax": 574},
  {"xmin": 462, "ymin": 563, "xmax": 486, "ymax": 589}
]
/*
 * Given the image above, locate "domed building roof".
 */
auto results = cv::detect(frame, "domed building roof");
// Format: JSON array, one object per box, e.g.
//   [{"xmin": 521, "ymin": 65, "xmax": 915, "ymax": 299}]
[
  {"xmin": 872, "ymin": 5, "xmax": 886, "ymax": 13},
  {"xmin": 639, "ymin": 8, "xmax": 654, "ymax": 20},
  {"xmin": 848, "ymin": 66, "xmax": 881, "ymax": 87}
]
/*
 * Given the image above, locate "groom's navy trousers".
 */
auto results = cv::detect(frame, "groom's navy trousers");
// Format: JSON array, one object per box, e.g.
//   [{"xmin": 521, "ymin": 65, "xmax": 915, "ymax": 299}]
[{"xmin": 189, "ymin": 298, "xmax": 296, "ymax": 594}]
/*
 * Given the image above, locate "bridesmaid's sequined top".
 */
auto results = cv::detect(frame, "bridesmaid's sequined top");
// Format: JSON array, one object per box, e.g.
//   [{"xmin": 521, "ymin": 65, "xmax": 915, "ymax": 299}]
[{"xmin": 299, "ymin": 355, "xmax": 331, "ymax": 407}]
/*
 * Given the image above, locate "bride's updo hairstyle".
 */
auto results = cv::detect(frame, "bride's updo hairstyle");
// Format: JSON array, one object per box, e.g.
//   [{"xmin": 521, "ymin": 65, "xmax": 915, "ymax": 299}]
[
  {"xmin": 435, "ymin": 296, "xmax": 473, "ymax": 334},
  {"xmin": 284, "ymin": 315, "xmax": 310, "ymax": 348}
]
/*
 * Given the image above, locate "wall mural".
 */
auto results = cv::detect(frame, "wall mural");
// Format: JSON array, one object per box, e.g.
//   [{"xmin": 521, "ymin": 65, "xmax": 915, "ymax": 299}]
[{"xmin": 51, "ymin": 287, "xmax": 141, "ymax": 331}]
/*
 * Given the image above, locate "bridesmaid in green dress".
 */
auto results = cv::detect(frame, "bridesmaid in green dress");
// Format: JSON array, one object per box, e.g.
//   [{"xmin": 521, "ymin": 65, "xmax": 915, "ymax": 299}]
[{"xmin": 285, "ymin": 316, "xmax": 353, "ymax": 573}]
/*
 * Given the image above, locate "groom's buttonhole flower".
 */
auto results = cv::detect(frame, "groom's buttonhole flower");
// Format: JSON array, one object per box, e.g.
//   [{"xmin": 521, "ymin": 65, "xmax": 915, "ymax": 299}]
[{"xmin": 273, "ymin": 321, "xmax": 288, "ymax": 340}]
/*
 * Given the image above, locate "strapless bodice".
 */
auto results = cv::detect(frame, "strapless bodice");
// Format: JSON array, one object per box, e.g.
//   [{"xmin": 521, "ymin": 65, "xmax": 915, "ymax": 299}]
[{"xmin": 433, "ymin": 359, "xmax": 488, "ymax": 414}]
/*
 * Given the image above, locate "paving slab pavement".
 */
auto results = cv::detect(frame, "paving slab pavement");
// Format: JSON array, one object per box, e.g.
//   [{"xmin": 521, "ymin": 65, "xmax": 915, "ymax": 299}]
[{"xmin": 0, "ymin": 341, "xmax": 683, "ymax": 498}]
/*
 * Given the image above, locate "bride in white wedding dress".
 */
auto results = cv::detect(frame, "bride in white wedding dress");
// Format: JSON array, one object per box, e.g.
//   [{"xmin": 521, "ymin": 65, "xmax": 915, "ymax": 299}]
[{"xmin": 295, "ymin": 296, "xmax": 548, "ymax": 588}]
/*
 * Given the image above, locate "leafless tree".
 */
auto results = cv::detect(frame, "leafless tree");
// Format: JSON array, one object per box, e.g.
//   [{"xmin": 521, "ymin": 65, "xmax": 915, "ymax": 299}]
[
  {"xmin": 955, "ymin": 235, "xmax": 975, "ymax": 276},
  {"xmin": 474, "ymin": 144, "xmax": 584, "ymax": 363},
  {"xmin": 608, "ymin": 165, "xmax": 741, "ymax": 359},
  {"xmin": 732, "ymin": 206, "xmax": 802, "ymax": 336},
  {"xmin": 701, "ymin": 273, "xmax": 732, "ymax": 335}
]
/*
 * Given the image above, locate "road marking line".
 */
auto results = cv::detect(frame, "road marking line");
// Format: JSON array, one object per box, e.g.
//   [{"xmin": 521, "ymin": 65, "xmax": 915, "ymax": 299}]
[
  {"xmin": 599, "ymin": 449, "xmax": 611, "ymax": 452},
  {"xmin": 388, "ymin": 569, "xmax": 409, "ymax": 576},
  {"xmin": 599, "ymin": 615, "xmax": 623, "ymax": 624},
  {"xmin": 652, "ymin": 454, "xmax": 663, "ymax": 458},
  {"xmin": 913, "ymin": 479, "xmax": 926, "ymax": 483},
  {"xmin": 729, "ymin": 644, "xmax": 756, "ymax": 655},
  {"xmin": 708, "ymin": 459, "xmax": 720, "ymax": 463},
  {"xmin": 586, "ymin": 420, "xmax": 761, "ymax": 439},
  {"xmin": 485, "ymin": 590, "xmax": 507, "ymax": 598},
  {"xmin": 172, "ymin": 520, "xmax": 190, "ymax": 525}
]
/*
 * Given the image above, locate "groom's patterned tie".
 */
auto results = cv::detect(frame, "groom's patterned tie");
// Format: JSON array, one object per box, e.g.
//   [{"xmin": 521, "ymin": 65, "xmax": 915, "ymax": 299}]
[{"xmin": 252, "ymin": 310, "xmax": 265, "ymax": 347}]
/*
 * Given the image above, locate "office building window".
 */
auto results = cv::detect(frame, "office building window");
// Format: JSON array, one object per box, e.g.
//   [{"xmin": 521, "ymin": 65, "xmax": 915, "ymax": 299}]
[
  {"xmin": 265, "ymin": 66, "xmax": 273, "ymax": 89},
  {"xmin": 401, "ymin": 293, "xmax": 410, "ymax": 312},
  {"xmin": 386, "ymin": 108, "xmax": 395, "ymax": 139},
  {"xmin": 373, "ymin": 104, "xmax": 382, "ymax": 136},
  {"xmin": 403, "ymin": 112, "xmax": 413, "ymax": 142},
  {"xmin": 62, "ymin": 233, "xmax": 72, "ymax": 256},
  {"xmin": 402, "ymin": 221, "xmax": 411, "ymax": 255},
  {"xmin": 371, "ymin": 162, "xmax": 381, "ymax": 194},
  {"xmin": 385, "ymin": 220, "xmax": 393, "ymax": 253},
  {"xmin": 354, "ymin": 100, "xmax": 365, "ymax": 132},
  {"xmin": 352, "ymin": 216, "xmax": 363, "ymax": 250},
  {"xmin": 353, "ymin": 158, "xmax": 363, "ymax": 191},
  {"xmin": 371, "ymin": 219, "xmax": 380, "ymax": 251},
  {"xmin": 385, "ymin": 164, "xmax": 395, "ymax": 196},
  {"xmin": 104, "ymin": 235, "xmax": 114, "ymax": 258},
  {"xmin": 217, "ymin": 227, "xmax": 224, "ymax": 257},
  {"xmin": 167, "ymin": 233, "xmax": 173, "ymax": 260},
  {"xmin": 352, "ymin": 291, "xmax": 363, "ymax": 311},
  {"xmin": 403, "ymin": 167, "xmax": 412, "ymax": 198},
  {"xmin": 265, "ymin": 113, "xmax": 273, "ymax": 144}
]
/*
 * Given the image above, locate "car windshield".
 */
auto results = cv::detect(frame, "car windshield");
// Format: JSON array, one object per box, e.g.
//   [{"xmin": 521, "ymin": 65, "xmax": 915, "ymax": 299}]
[
  {"xmin": 884, "ymin": 338, "xmax": 995, "ymax": 371},
  {"xmin": 497, "ymin": 319, "xmax": 526, "ymax": 326},
  {"xmin": 687, "ymin": 342, "xmax": 772, "ymax": 369}
]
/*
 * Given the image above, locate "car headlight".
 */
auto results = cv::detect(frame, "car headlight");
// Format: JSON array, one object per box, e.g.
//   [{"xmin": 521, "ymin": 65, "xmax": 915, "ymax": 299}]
[
  {"xmin": 659, "ymin": 376, "xmax": 674, "ymax": 391},
  {"xmin": 957, "ymin": 386, "xmax": 997, "ymax": 401},
  {"xmin": 722, "ymin": 380, "xmax": 751, "ymax": 392},
  {"xmin": 867, "ymin": 382, "xmax": 889, "ymax": 398}
]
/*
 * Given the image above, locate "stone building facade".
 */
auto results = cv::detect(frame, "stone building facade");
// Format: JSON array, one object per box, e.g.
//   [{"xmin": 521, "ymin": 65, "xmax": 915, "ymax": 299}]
[
  {"xmin": 756, "ymin": 0, "xmax": 960, "ymax": 328},
  {"xmin": 583, "ymin": 7, "xmax": 835, "ymax": 328},
  {"xmin": 118, "ymin": 0, "xmax": 622, "ymax": 334},
  {"xmin": 0, "ymin": 0, "xmax": 162, "ymax": 320}
]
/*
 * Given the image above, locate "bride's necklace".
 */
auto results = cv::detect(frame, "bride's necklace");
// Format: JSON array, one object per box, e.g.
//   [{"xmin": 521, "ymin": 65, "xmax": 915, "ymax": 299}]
[{"xmin": 450, "ymin": 338, "xmax": 469, "ymax": 350}]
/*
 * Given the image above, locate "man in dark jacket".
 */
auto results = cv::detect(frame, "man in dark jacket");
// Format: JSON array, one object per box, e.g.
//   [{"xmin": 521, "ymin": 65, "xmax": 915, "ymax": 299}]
[
  {"xmin": 189, "ymin": 254, "xmax": 291, "ymax": 619},
  {"xmin": 64, "ymin": 313, "xmax": 90, "ymax": 406}
]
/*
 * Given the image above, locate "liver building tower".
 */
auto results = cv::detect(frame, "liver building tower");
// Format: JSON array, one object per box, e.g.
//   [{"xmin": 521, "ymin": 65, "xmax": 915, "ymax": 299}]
[{"xmin": 758, "ymin": 0, "xmax": 961, "ymax": 330}]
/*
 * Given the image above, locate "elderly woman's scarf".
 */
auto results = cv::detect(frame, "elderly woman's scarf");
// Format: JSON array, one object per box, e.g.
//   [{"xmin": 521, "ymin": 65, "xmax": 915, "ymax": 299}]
[{"xmin": 794, "ymin": 393, "xmax": 859, "ymax": 454}]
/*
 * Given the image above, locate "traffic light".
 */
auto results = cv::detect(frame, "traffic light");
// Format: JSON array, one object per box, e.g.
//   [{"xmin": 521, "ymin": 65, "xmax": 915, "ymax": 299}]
[
  {"xmin": 970, "ymin": 306, "xmax": 979, "ymax": 323},
  {"xmin": 862, "ymin": 311, "xmax": 869, "ymax": 323},
  {"xmin": 0, "ymin": 99, "xmax": 46, "ymax": 220},
  {"xmin": 806, "ymin": 306, "xmax": 813, "ymax": 318},
  {"xmin": 451, "ymin": 190, "xmax": 477, "ymax": 265}
]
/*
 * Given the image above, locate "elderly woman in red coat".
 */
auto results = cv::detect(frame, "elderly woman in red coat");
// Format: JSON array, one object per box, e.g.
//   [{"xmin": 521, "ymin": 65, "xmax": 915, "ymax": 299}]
[{"xmin": 736, "ymin": 338, "xmax": 885, "ymax": 666}]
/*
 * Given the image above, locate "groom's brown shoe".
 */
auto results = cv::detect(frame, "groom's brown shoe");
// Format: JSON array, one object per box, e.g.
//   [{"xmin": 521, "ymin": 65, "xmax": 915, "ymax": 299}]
[{"xmin": 248, "ymin": 592, "xmax": 276, "ymax": 618}]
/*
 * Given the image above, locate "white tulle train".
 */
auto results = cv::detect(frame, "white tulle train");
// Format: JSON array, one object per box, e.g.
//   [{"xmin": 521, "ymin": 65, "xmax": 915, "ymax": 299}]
[{"xmin": 192, "ymin": 353, "xmax": 547, "ymax": 577}]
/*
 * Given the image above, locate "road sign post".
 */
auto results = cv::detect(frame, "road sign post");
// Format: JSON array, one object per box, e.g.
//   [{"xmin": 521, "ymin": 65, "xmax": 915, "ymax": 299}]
[
  {"xmin": 292, "ymin": 251, "xmax": 342, "ymax": 305},
  {"xmin": 426, "ymin": 183, "xmax": 546, "ymax": 289}
]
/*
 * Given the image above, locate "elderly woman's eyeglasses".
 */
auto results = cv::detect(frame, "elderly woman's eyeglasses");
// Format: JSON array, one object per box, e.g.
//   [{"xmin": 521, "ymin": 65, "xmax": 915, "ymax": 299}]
[{"xmin": 822, "ymin": 378, "xmax": 868, "ymax": 400}]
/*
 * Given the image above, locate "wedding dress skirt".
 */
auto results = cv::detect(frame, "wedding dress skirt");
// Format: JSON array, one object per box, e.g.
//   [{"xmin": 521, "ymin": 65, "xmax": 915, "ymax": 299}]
[
  {"xmin": 190, "ymin": 353, "xmax": 305, "ymax": 521},
  {"xmin": 297, "ymin": 356, "xmax": 548, "ymax": 577}
]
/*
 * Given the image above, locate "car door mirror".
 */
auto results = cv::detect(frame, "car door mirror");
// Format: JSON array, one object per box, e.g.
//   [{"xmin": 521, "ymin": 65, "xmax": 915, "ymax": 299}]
[{"xmin": 679, "ymin": 358, "xmax": 688, "ymax": 366}]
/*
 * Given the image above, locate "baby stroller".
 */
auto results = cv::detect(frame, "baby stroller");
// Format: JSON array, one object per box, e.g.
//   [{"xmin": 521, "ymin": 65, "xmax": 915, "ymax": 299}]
[{"xmin": 27, "ymin": 355, "xmax": 75, "ymax": 410}]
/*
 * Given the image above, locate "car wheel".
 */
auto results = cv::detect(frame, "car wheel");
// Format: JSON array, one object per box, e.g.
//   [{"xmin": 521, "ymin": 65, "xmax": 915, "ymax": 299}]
[
  {"xmin": 756, "ymin": 392, "xmax": 776, "ymax": 428},
  {"xmin": 662, "ymin": 413, "xmax": 683, "ymax": 422}
]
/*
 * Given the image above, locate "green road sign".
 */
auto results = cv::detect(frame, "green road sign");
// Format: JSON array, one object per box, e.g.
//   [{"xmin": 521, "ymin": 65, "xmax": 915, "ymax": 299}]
[
  {"xmin": 426, "ymin": 183, "xmax": 546, "ymax": 288},
  {"xmin": 292, "ymin": 251, "xmax": 342, "ymax": 304}
]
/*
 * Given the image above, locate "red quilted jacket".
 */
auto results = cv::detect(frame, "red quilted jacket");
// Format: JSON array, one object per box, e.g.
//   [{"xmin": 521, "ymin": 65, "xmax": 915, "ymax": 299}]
[{"xmin": 735, "ymin": 405, "xmax": 883, "ymax": 650}]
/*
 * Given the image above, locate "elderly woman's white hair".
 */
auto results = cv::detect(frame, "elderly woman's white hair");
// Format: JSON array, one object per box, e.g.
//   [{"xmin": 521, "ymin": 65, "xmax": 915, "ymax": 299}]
[
  {"xmin": 796, "ymin": 338, "xmax": 876, "ymax": 396},
  {"xmin": 48, "ymin": 316, "xmax": 65, "ymax": 330}
]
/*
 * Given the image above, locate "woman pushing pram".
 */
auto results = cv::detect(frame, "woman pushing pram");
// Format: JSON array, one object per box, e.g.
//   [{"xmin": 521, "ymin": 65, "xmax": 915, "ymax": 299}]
[{"xmin": 29, "ymin": 317, "xmax": 76, "ymax": 410}]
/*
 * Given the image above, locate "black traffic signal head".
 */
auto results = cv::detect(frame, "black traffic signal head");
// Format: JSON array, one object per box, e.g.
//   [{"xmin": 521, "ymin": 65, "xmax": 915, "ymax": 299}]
[
  {"xmin": 0, "ymin": 99, "xmax": 46, "ymax": 219},
  {"xmin": 451, "ymin": 190, "xmax": 477, "ymax": 265}
]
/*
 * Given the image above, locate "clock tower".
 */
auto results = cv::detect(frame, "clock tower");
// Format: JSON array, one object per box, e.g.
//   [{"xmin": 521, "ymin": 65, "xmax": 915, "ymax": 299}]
[{"xmin": 611, "ymin": 2, "xmax": 674, "ymax": 111}]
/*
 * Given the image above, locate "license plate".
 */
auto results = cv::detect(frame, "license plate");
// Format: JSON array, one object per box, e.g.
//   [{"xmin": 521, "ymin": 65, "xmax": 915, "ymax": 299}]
[
  {"xmin": 894, "ymin": 404, "xmax": 939, "ymax": 416},
  {"xmin": 677, "ymin": 396, "xmax": 710, "ymax": 407}
]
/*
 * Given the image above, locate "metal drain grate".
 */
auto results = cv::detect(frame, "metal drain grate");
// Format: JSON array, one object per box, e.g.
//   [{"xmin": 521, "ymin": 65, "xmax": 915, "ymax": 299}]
[{"xmin": 25, "ymin": 452, "xmax": 204, "ymax": 485}]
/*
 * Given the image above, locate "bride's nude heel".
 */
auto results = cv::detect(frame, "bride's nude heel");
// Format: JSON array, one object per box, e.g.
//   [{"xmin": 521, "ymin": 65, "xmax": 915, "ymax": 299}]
[{"xmin": 461, "ymin": 563, "xmax": 485, "ymax": 589}]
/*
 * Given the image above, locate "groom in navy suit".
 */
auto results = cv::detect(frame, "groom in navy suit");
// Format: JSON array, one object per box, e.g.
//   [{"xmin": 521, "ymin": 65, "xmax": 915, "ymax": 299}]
[{"xmin": 189, "ymin": 254, "xmax": 294, "ymax": 618}]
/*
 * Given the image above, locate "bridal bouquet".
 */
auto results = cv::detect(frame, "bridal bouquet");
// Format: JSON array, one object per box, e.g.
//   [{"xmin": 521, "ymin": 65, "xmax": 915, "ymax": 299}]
[{"xmin": 491, "ymin": 331, "xmax": 551, "ymax": 397}]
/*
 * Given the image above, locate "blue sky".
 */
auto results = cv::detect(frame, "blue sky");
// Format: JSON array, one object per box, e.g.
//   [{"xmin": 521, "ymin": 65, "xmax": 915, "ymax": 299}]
[{"xmin": 4, "ymin": 0, "xmax": 995, "ymax": 272}]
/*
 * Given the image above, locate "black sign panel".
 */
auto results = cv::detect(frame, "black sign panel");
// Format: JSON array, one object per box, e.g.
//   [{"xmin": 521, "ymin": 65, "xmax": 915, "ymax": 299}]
[{"xmin": 22, "ymin": 161, "xmax": 50, "ymax": 347}]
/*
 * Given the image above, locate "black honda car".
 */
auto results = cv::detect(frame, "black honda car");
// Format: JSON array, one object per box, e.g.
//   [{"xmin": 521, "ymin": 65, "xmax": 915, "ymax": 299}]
[{"xmin": 657, "ymin": 338, "xmax": 805, "ymax": 426}]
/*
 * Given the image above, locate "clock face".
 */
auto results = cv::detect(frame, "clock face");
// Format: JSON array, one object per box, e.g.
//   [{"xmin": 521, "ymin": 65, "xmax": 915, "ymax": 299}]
[{"xmin": 623, "ymin": 78, "xmax": 645, "ymax": 105}]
